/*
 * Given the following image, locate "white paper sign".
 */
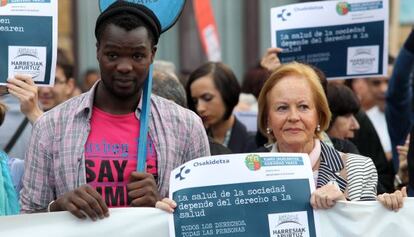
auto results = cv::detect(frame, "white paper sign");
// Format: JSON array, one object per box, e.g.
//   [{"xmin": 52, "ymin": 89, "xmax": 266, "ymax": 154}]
[
  {"xmin": 168, "ymin": 153, "xmax": 321, "ymax": 237},
  {"xmin": 271, "ymin": 0, "xmax": 389, "ymax": 79},
  {"xmin": 0, "ymin": 0, "xmax": 57, "ymax": 86}
]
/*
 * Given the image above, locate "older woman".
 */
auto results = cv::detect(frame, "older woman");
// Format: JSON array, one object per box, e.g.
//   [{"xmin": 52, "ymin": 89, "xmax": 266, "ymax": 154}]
[
  {"xmin": 156, "ymin": 62, "xmax": 405, "ymax": 212},
  {"xmin": 186, "ymin": 62, "xmax": 255, "ymax": 153},
  {"xmin": 257, "ymin": 62, "xmax": 378, "ymax": 207}
]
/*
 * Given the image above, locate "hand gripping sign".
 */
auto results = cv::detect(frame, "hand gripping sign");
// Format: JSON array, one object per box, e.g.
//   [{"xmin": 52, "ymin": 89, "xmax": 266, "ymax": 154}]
[{"xmin": 98, "ymin": 0, "xmax": 186, "ymax": 172}]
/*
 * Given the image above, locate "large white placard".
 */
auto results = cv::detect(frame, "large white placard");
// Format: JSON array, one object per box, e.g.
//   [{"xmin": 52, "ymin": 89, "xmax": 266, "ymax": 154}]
[
  {"xmin": 0, "ymin": 0, "xmax": 57, "ymax": 86},
  {"xmin": 271, "ymin": 0, "xmax": 389, "ymax": 79},
  {"xmin": 169, "ymin": 153, "xmax": 320, "ymax": 237}
]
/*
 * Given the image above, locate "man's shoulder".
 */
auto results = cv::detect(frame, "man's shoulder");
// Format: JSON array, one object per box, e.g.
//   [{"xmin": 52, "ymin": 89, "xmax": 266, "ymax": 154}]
[{"xmin": 36, "ymin": 93, "xmax": 89, "ymax": 125}]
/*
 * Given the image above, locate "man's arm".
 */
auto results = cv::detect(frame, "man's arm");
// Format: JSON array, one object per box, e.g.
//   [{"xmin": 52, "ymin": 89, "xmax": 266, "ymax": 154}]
[
  {"xmin": 20, "ymin": 115, "xmax": 108, "ymax": 220},
  {"xmin": 20, "ymin": 118, "xmax": 54, "ymax": 213},
  {"xmin": 386, "ymin": 29, "xmax": 414, "ymax": 171}
]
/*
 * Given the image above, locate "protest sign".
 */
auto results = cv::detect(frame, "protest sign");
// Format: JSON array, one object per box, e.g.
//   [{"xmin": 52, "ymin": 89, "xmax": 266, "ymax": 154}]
[
  {"xmin": 0, "ymin": 0, "xmax": 57, "ymax": 86},
  {"xmin": 168, "ymin": 153, "xmax": 321, "ymax": 237},
  {"xmin": 271, "ymin": 0, "xmax": 389, "ymax": 79}
]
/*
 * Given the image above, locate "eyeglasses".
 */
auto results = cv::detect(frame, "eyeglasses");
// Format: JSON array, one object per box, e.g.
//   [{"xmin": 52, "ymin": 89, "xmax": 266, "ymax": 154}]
[{"xmin": 54, "ymin": 77, "xmax": 67, "ymax": 85}]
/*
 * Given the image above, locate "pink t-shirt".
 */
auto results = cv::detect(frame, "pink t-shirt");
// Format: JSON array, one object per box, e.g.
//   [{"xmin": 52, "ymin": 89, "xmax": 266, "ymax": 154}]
[{"xmin": 85, "ymin": 107, "xmax": 157, "ymax": 207}]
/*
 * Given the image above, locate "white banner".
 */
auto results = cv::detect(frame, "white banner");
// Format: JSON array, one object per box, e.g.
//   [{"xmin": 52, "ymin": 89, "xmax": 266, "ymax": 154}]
[{"xmin": 0, "ymin": 200, "xmax": 414, "ymax": 236}]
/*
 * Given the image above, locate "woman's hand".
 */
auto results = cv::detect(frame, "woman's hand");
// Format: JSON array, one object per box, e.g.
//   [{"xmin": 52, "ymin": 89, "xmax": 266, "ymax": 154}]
[
  {"xmin": 155, "ymin": 198, "xmax": 177, "ymax": 213},
  {"xmin": 395, "ymin": 135, "xmax": 410, "ymax": 186},
  {"xmin": 310, "ymin": 183, "xmax": 346, "ymax": 209},
  {"xmin": 377, "ymin": 187, "xmax": 407, "ymax": 212},
  {"xmin": 260, "ymin": 47, "xmax": 283, "ymax": 72},
  {"xmin": 6, "ymin": 75, "xmax": 43, "ymax": 123}
]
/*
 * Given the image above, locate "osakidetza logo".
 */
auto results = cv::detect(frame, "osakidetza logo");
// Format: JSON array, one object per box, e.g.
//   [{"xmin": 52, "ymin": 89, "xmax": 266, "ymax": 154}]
[
  {"xmin": 245, "ymin": 154, "xmax": 262, "ymax": 171},
  {"xmin": 336, "ymin": 2, "xmax": 350, "ymax": 15}
]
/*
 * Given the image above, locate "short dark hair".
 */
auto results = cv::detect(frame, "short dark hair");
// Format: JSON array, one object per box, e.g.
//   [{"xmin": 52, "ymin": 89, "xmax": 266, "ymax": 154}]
[
  {"xmin": 186, "ymin": 62, "xmax": 241, "ymax": 120},
  {"xmin": 327, "ymin": 84, "xmax": 360, "ymax": 127},
  {"xmin": 96, "ymin": 13, "xmax": 155, "ymax": 46}
]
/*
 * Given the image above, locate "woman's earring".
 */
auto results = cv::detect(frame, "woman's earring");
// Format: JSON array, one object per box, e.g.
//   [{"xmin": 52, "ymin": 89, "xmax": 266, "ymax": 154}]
[
  {"xmin": 266, "ymin": 127, "xmax": 272, "ymax": 134},
  {"xmin": 316, "ymin": 124, "xmax": 321, "ymax": 132}
]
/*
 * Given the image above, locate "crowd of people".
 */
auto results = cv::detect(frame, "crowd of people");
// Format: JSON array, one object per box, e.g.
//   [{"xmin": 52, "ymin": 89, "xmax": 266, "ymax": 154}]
[{"xmin": 1, "ymin": 0, "xmax": 413, "ymax": 223}]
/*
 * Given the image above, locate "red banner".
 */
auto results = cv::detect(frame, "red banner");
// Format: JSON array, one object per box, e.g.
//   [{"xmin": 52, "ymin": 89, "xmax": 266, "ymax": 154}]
[{"xmin": 193, "ymin": 0, "xmax": 222, "ymax": 61}]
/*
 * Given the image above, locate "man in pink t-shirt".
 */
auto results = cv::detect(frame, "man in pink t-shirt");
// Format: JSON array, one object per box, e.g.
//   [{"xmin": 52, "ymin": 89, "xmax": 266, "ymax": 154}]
[
  {"xmin": 46, "ymin": 3, "xmax": 165, "ymax": 219},
  {"xmin": 27, "ymin": 1, "xmax": 211, "ymax": 221},
  {"xmin": 84, "ymin": 107, "xmax": 158, "ymax": 207}
]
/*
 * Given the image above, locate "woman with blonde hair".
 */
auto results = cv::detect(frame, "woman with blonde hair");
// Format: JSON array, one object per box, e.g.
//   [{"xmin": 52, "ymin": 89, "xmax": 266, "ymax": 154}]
[
  {"xmin": 256, "ymin": 62, "xmax": 404, "ymax": 209},
  {"xmin": 156, "ymin": 62, "xmax": 405, "ymax": 212}
]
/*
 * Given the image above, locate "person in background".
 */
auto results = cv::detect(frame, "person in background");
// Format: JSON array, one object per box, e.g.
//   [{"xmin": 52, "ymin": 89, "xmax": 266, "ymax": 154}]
[
  {"xmin": 38, "ymin": 48, "xmax": 77, "ymax": 111},
  {"xmin": 0, "ymin": 100, "xmax": 20, "ymax": 216},
  {"xmin": 326, "ymin": 84, "xmax": 360, "ymax": 154},
  {"xmin": 347, "ymin": 60, "xmax": 396, "ymax": 193},
  {"xmin": 233, "ymin": 64, "xmax": 271, "ymax": 133},
  {"xmin": 365, "ymin": 56, "xmax": 395, "ymax": 163},
  {"xmin": 387, "ymin": 29, "xmax": 414, "ymax": 196},
  {"xmin": 0, "ymin": 74, "xmax": 43, "ymax": 215},
  {"xmin": 152, "ymin": 68, "xmax": 231, "ymax": 155},
  {"xmin": 81, "ymin": 69, "xmax": 100, "ymax": 92},
  {"xmin": 3, "ymin": 75, "xmax": 43, "ymax": 194},
  {"xmin": 0, "ymin": 75, "xmax": 43, "ymax": 195},
  {"xmin": 186, "ymin": 62, "xmax": 256, "ymax": 153},
  {"xmin": 153, "ymin": 60, "xmax": 176, "ymax": 75},
  {"xmin": 20, "ymin": 1, "xmax": 209, "ymax": 220},
  {"xmin": 328, "ymin": 83, "xmax": 409, "ymax": 193},
  {"xmin": 152, "ymin": 70, "xmax": 186, "ymax": 108},
  {"xmin": 0, "ymin": 81, "xmax": 34, "ymax": 159},
  {"xmin": 344, "ymin": 79, "xmax": 375, "ymax": 111}
]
